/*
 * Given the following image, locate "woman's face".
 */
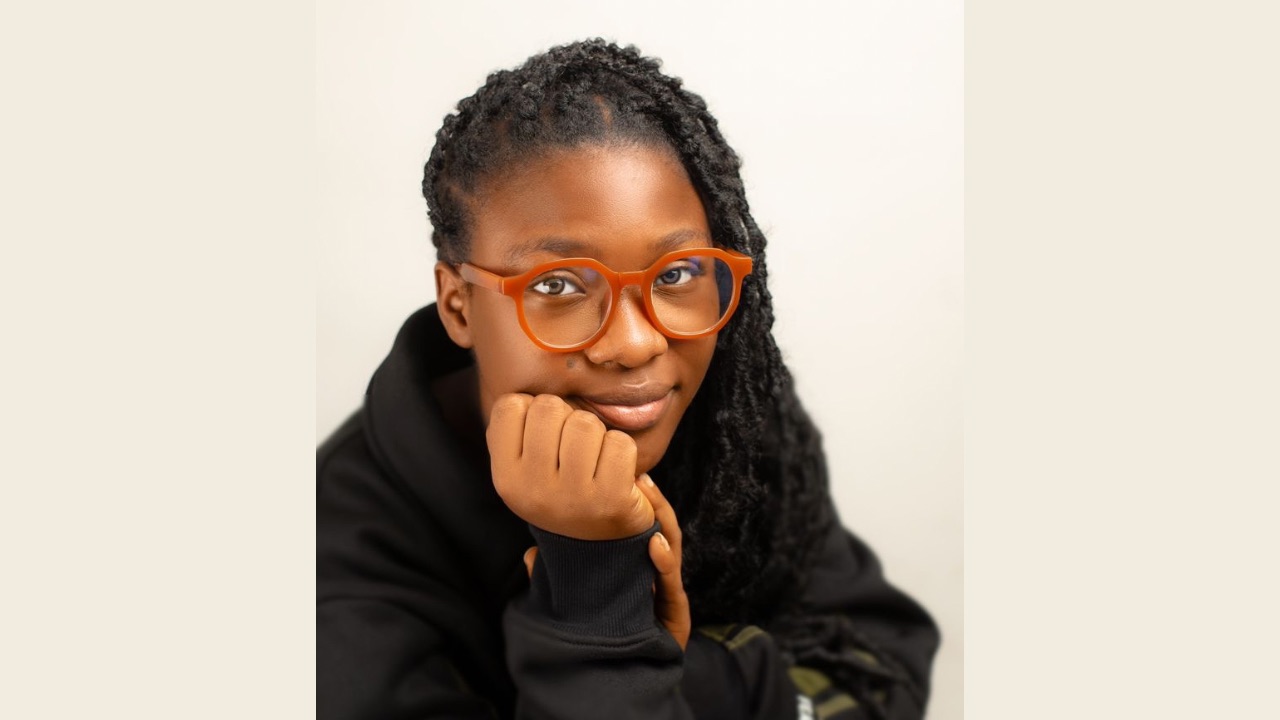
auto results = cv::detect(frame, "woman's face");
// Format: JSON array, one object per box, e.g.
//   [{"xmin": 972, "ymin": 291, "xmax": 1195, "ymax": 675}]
[{"xmin": 435, "ymin": 143, "xmax": 719, "ymax": 473}]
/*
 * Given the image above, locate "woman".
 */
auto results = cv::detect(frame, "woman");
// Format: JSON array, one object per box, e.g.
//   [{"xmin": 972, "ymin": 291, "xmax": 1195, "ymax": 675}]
[{"xmin": 318, "ymin": 38, "xmax": 939, "ymax": 719}]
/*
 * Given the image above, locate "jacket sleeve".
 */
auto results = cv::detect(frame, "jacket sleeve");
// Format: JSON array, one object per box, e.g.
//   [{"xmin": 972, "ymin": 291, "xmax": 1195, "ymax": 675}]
[
  {"xmin": 504, "ymin": 527, "xmax": 794, "ymax": 719},
  {"xmin": 504, "ymin": 508, "xmax": 940, "ymax": 720},
  {"xmin": 503, "ymin": 523, "xmax": 694, "ymax": 719}
]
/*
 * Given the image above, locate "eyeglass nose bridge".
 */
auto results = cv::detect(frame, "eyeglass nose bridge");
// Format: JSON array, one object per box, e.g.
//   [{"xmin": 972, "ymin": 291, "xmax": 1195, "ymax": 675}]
[
  {"xmin": 615, "ymin": 270, "xmax": 648, "ymax": 286},
  {"xmin": 612, "ymin": 269, "xmax": 651, "ymax": 297},
  {"xmin": 590, "ymin": 271, "xmax": 669, "ymax": 353},
  {"xmin": 595, "ymin": 269, "xmax": 660, "ymax": 336},
  {"xmin": 604, "ymin": 269, "xmax": 659, "ymax": 313}
]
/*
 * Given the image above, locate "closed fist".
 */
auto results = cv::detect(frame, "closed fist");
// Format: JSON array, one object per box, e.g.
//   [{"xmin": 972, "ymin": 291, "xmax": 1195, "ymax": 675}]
[{"xmin": 487, "ymin": 393, "xmax": 656, "ymax": 540}]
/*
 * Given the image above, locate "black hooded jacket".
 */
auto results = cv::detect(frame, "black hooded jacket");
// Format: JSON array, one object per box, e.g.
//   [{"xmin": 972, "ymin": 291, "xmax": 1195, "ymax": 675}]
[{"xmin": 317, "ymin": 304, "xmax": 940, "ymax": 719}]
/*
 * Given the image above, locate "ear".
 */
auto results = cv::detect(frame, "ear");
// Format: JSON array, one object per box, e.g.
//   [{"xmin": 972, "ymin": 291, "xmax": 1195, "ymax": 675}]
[{"xmin": 434, "ymin": 261, "xmax": 475, "ymax": 349}]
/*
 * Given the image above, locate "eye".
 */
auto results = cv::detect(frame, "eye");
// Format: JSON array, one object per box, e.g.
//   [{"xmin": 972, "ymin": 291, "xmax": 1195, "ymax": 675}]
[
  {"xmin": 529, "ymin": 273, "xmax": 586, "ymax": 296},
  {"xmin": 654, "ymin": 260, "xmax": 703, "ymax": 287}
]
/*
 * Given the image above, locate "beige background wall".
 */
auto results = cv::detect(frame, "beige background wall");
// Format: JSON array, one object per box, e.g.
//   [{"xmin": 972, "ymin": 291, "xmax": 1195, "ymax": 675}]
[
  {"xmin": 7, "ymin": 2, "xmax": 1274, "ymax": 718},
  {"xmin": 317, "ymin": 1, "xmax": 963, "ymax": 717}
]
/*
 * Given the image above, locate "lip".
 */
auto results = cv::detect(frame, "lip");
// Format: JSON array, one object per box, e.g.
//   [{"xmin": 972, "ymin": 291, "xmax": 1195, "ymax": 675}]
[{"xmin": 577, "ymin": 388, "xmax": 675, "ymax": 432}]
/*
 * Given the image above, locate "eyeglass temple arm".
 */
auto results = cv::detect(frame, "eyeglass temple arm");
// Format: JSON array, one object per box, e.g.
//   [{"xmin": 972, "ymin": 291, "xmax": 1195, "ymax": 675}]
[
  {"xmin": 719, "ymin": 251, "xmax": 753, "ymax": 278},
  {"xmin": 457, "ymin": 263, "xmax": 505, "ymax": 295}
]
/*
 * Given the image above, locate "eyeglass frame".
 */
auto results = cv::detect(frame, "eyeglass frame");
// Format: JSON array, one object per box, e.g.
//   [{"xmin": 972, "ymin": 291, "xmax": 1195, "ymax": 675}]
[{"xmin": 456, "ymin": 246, "xmax": 755, "ymax": 352}]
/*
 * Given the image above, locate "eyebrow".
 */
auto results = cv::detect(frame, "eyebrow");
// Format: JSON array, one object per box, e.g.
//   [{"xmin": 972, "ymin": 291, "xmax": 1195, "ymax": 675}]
[{"xmin": 502, "ymin": 228, "xmax": 710, "ymax": 266}]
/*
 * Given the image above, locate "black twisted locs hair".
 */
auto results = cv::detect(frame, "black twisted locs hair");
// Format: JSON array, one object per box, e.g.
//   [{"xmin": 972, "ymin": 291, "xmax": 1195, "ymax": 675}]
[{"xmin": 422, "ymin": 39, "xmax": 904, "ymax": 711}]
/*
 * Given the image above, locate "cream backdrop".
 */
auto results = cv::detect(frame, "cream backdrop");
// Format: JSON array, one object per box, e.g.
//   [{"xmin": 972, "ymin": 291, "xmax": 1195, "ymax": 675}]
[{"xmin": 317, "ymin": 1, "xmax": 962, "ymax": 717}]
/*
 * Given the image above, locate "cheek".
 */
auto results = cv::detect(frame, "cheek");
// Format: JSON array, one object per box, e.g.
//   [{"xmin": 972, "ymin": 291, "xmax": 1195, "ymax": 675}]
[
  {"xmin": 468, "ymin": 299, "xmax": 573, "ymax": 402},
  {"xmin": 676, "ymin": 336, "xmax": 719, "ymax": 397},
  {"xmin": 635, "ymin": 336, "xmax": 718, "ymax": 462}
]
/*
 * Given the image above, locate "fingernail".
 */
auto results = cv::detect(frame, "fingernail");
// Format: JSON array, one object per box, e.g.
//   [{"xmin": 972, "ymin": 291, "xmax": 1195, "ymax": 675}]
[
  {"xmin": 641, "ymin": 473, "xmax": 655, "ymax": 488},
  {"xmin": 656, "ymin": 532, "xmax": 669, "ymax": 550}
]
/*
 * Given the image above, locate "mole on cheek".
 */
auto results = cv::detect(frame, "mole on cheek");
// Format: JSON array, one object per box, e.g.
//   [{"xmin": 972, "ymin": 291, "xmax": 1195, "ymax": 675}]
[{"xmin": 565, "ymin": 357, "xmax": 576, "ymax": 369}]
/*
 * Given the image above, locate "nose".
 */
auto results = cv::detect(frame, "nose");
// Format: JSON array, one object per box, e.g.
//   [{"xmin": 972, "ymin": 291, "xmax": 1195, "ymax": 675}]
[{"xmin": 584, "ymin": 286, "xmax": 668, "ymax": 368}]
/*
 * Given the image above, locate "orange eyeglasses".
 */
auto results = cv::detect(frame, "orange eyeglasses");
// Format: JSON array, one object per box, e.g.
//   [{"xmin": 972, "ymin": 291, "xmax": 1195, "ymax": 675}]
[{"xmin": 458, "ymin": 247, "xmax": 754, "ymax": 352}]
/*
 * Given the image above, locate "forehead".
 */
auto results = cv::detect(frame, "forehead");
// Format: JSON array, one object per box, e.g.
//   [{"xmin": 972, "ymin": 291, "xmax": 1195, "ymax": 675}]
[{"xmin": 466, "ymin": 144, "xmax": 711, "ymax": 272}]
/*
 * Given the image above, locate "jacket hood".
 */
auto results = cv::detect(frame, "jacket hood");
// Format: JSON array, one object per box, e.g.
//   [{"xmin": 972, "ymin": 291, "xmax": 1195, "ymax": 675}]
[{"xmin": 362, "ymin": 303, "xmax": 532, "ymax": 604}]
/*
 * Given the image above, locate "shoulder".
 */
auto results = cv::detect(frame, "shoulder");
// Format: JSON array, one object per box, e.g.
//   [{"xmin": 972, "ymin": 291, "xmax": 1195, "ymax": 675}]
[
  {"xmin": 317, "ymin": 411, "xmax": 370, "ymax": 481},
  {"xmin": 316, "ymin": 410, "xmax": 407, "ymax": 511}
]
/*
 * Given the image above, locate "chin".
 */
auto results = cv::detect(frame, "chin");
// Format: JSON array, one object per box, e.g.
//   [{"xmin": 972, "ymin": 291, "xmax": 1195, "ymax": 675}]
[
  {"xmin": 636, "ymin": 454, "xmax": 660, "ymax": 475},
  {"xmin": 634, "ymin": 431, "xmax": 675, "ymax": 476}
]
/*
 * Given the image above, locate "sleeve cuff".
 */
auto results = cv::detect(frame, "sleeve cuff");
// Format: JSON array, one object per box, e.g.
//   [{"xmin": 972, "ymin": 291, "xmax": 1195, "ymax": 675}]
[{"xmin": 523, "ymin": 521, "xmax": 661, "ymax": 637}]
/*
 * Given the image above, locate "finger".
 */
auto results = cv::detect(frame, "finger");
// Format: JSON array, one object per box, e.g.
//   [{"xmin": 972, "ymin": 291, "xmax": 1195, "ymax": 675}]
[
  {"xmin": 598, "ymin": 431, "xmax": 651, "ymax": 531},
  {"xmin": 486, "ymin": 393, "xmax": 533, "ymax": 466},
  {"xmin": 558, "ymin": 410, "xmax": 607, "ymax": 484},
  {"xmin": 595, "ymin": 429, "xmax": 639, "ymax": 488},
  {"xmin": 523, "ymin": 546, "xmax": 538, "ymax": 579},
  {"xmin": 521, "ymin": 394, "xmax": 574, "ymax": 470},
  {"xmin": 648, "ymin": 531, "xmax": 679, "ymax": 574},
  {"xmin": 649, "ymin": 531, "xmax": 691, "ymax": 651},
  {"xmin": 636, "ymin": 473, "xmax": 681, "ymax": 559}
]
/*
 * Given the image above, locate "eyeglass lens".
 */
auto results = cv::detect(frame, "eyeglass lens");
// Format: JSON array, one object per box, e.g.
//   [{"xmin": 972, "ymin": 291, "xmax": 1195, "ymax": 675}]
[{"xmin": 521, "ymin": 254, "xmax": 737, "ymax": 348}]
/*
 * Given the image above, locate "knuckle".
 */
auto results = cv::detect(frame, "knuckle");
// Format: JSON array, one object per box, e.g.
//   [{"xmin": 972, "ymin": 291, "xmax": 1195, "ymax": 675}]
[
  {"xmin": 530, "ymin": 393, "xmax": 566, "ymax": 411},
  {"xmin": 603, "ymin": 428, "xmax": 634, "ymax": 445},
  {"xmin": 566, "ymin": 410, "xmax": 606, "ymax": 434},
  {"xmin": 602, "ymin": 429, "xmax": 637, "ymax": 454},
  {"xmin": 524, "ymin": 397, "xmax": 574, "ymax": 443},
  {"xmin": 598, "ymin": 432, "xmax": 638, "ymax": 475},
  {"xmin": 492, "ymin": 393, "xmax": 532, "ymax": 418}
]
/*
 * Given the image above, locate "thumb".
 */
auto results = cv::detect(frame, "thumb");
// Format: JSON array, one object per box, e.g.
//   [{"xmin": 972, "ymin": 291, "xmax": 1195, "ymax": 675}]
[{"xmin": 523, "ymin": 546, "xmax": 538, "ymax": 579}]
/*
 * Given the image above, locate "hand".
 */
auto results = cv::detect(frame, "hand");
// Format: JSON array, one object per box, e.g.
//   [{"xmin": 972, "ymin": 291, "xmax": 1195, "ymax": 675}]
[
  {"xmin": 521, "ymin": 474, "xmax": 690, "ymax": 651},
  {"xmin": 488, "ymin": 393, "xmax": 655, "ymax": 540}
]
